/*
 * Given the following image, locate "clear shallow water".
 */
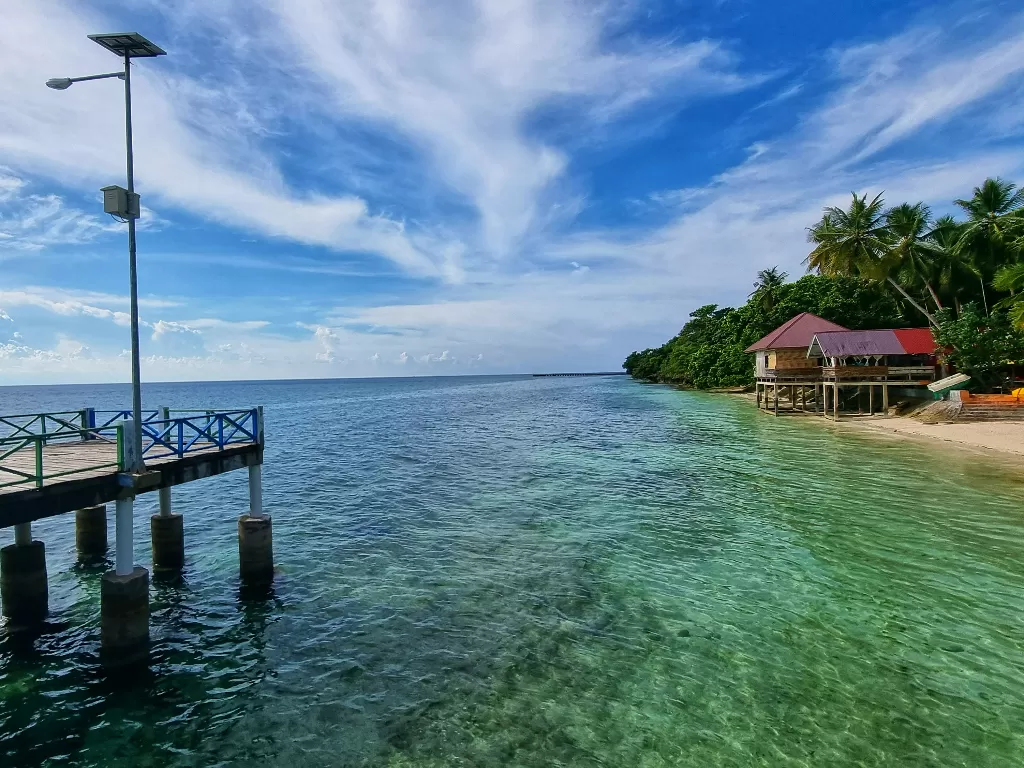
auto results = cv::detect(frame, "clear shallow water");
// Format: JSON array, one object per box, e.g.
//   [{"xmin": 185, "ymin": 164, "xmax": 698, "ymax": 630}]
[{"xmin": 1, "ymin": 375, "xmax": 1023, "ymax": 766}]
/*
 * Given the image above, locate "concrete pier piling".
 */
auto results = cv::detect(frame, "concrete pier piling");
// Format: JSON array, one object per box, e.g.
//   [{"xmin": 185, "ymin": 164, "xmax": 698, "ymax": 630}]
[
  {"xmin": 101, "ymin": 495, "xmax": 149, "ymax": 661},
  {"xmin": 100, "ymin": 567, "xmax": 149, "ymax": 660},
  {"xmin": 2, "ymin": 403, "xmax": 267, "ymax": 657},
  {"xmin": 151, "ymin": 484, "xmax": 184, "ymax": 572},
  {"xmin": 75, "ymin": 505, "xmax": 108, "ymax": 561},
  {"xmin": 0, "ymin": 524, "xmax": 48, "ymax": 623},
  {"xmin": 238, "ymin": 464, "xmax": 273, "ymax": 584},
  {"xmin": 151, "ymin": 512, "xmax": 184, "ymax": 572}
]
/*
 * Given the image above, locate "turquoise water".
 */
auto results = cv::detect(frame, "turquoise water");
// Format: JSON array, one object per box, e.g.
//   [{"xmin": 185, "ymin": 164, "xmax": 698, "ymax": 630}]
[{"xmin": 1, "ymin": 375, "xmax": 1023, "ymax": 766}]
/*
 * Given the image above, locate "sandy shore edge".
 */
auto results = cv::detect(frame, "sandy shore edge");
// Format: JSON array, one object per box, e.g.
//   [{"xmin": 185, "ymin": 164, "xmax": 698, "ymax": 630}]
[
  {"xmin": 724, "ymin": 391, "xmax": 1024, "ymax": 462},
  {"xmin": 835, "ymin": 416, "xmax": 1024, "ymax": 461}
]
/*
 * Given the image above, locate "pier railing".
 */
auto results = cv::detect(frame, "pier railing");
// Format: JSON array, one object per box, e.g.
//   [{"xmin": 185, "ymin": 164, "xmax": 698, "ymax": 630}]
[
  {"xmin": 0, "ymin": 425, "xmax": 124, "ymax": 489},
  {"xmin": 0, "ymin": 410, "xmax": 97, "ymax": 442},
  {"xmin": 140, "ymin": 409, "xmax": 261, "ymax": 460},
  {"xmin": 0, "ymin": 407, "xmax": 262, "ymax": 490}
]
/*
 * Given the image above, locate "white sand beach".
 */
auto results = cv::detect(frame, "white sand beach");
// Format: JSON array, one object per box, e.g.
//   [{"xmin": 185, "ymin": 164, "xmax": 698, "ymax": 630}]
[{"xmin": 840, "ymin": 417, "xmax": 1024, "ymax": 459}]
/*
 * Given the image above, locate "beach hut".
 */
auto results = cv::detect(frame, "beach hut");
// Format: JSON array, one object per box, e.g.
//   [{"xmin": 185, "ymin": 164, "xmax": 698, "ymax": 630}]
[
  {"xmin": 807, "ymin": 328, "xmax": 938, "ymax": 419},
  {"xmin": 745, "ymin": 312, "xmax": 849, "ymax": 414}
]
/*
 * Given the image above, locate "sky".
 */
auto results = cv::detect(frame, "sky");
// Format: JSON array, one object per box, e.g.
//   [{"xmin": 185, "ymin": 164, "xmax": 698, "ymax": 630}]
[{"xmin": 2, "ymin": 0, "xmax": 1024, "ymax": 384}]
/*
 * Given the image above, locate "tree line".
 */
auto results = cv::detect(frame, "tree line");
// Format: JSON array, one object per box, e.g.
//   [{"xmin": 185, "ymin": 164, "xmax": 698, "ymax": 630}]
[{"xmin": 624, "ymin": 178, "xmax": 1024, "ymax": 389}]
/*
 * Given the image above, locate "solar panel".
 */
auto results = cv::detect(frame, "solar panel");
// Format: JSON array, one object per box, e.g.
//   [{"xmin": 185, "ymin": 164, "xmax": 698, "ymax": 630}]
[{"xmin": 88, "ymin": 33, "xmax": 166, "ymax": 58}]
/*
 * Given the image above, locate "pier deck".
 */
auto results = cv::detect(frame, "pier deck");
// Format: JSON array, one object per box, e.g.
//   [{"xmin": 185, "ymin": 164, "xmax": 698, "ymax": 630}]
[{"xmin": 1, "ymin": 408, "xmax": 263, "ymax": 528}]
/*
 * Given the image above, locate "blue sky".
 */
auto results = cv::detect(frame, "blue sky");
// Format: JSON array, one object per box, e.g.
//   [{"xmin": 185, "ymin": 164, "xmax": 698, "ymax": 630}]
[{"xmin": 2, "ymin": 0, "xmax": 1024, "ymax": 383}]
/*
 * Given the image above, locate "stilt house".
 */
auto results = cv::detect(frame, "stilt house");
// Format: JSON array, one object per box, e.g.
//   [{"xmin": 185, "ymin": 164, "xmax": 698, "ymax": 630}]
[{"xmin": 745, "ymin": 312, "xmax": 849, "ymax": 380}]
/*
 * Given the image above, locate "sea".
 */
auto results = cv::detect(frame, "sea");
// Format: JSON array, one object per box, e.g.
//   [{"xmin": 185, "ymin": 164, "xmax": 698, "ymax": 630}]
[{"xmin": 1, "ymin": 375, "xmax": 1023, "ymax": 766}]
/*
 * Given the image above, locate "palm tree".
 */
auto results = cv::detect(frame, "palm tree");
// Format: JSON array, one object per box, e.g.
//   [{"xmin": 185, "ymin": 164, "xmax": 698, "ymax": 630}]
[
  {"xmin": 994, "ymin": 263, "xmax": 1024, "ymax": 328},
  {"xmin": 953, "ymin": 178, "xmax": 1024, "ymax": 314},
  {"xmin": 928, "ymin": 215, "xmax": 979, "ymax": 315},
  {"xmin": 806, "ymin": 193, "xmax": 887, "ymax": 277},
  {"xmin": 806, "ymin": 192, "xmax": 939, "ymax": 326},
  {"xmin": 749, "ymin": 267, "xmax": 788, "ymax": 312},
  {"xmin": 883, "ymin": 202, "xmax": 943, "ymax": 310}
]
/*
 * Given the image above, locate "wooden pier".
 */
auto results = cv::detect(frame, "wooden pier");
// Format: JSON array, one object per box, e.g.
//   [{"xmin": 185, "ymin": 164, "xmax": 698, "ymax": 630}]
[
  {"xmin": 0, "ymin": 407, "xmax": 270, "ymax": 662},
  {"xmin": 532, "ymin": 371, "xmax": 628, "ymax": 377}
]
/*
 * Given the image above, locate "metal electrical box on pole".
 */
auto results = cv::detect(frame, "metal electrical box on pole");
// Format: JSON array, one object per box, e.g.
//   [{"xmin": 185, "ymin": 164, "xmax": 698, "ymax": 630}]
[{"xmin": 100, "ymin": 185, "xmax": 140, "ymax": 219}]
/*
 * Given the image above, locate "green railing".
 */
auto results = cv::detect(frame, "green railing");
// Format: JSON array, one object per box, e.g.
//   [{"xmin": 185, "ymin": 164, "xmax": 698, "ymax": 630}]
[
  {"xmin": 0, "ymin": 425, "xmax": 124, "ymax": 490},
  {"xmin": 0, "ymin": 410, "xmax": 93, "ymax": 442},
  {"xmin": 0, "ymin": 406, "xmax": 262, "ymax": 490}
]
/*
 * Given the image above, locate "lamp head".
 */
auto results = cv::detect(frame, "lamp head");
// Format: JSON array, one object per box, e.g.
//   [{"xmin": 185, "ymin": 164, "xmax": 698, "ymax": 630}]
[{"xmin": 46, "ymin": 78, "xmax": 73, "ymax": 90}]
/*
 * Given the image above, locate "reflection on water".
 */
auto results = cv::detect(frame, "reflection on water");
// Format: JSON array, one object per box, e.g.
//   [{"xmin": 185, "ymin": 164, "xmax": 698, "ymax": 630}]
[{"xmin": 1, "ymin": 376, "xmax": 1023, "ymax": 766}]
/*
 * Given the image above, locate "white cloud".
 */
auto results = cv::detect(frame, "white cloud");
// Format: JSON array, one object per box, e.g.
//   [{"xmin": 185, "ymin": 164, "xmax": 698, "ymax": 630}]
[
  {"xmin": 2, "ymin": 5, "xmax": 1024, "ymax": 384},
  {"xmin": 0, "ymin": 189, "xmax": 122, "ymax": 251},
  {"xmin": 0, "ymin": 1, "xmax": 439, "ymax": 275},
  {"xmin": 0, "ymin": 0, "xmax": 763, "ymax": 277},
  {"xmin": 264, "ymin": 0, "xmax": 761, "ymax": 259},
  {"xmin": 313, "ymin": 325, "xmax": 341, "ymax": 362},
  {"xmin": 0, "ymin": 168, "xmax": 26, "ymax": 202},
  {"xmin": 0, "ymin": 288, "xmax": 132, "ymax": 326},
  {"xmin": 184, "ymin": 318, "xmax": 271, "ymax": 331},
  {"xmin": 816, "ymin": 26, "xmax": 1024, "ymax": 167}
]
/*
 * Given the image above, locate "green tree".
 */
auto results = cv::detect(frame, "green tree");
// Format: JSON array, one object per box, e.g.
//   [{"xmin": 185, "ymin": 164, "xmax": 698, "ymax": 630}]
[
  {"xmin": 993, "ymin": 263, "xmax": 1024, "ymax": 329},
  {"xmin": 623, "ymin": 273, "xmax": 907, "ymax": 389},
  {"xmin": 929, "ymin": 215, "xmax": 980, "ymax": 314},
  {"xmin": 748, "ymin": 267, "xmax": 788, "ymax": 313},
  {"xmin": 622, "ymin": 347, "xmax": 667, "ymax": 380},
  {"xmin": 806, "ymin": 193, "xmax": 938, "ymax": 326},
  {"xmin": 883, "ymin": 202, "xmax": 943, "ymax": 310},
  {"xmin": 953, "ymin": 178, "xmax": 1024, "ymax": 314},
  {"xmin": 934, "ymin": 304, "xmax": 1024, "ymax": 390},
  {"xmin": 806, "ymin": 192, "xmax": 887, "ymax": 278}
]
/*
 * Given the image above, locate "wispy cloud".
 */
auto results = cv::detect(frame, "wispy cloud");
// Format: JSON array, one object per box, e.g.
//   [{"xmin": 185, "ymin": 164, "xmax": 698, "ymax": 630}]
[
  {"xmin": 2, "ymin": 3, "xmax": 1024, "ymax": 383},
  {"xmin": 0, "ymin": 0, "xmax": 763, "ymax": 279},
  {"xmin": 263, "ymin": 0, "xmax": 763, "ymax": 260}
]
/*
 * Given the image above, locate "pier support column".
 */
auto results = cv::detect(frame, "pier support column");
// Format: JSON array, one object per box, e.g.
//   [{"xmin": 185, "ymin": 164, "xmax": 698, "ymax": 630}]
[
  {"xmin": 239, "ymin": 464, "xmax": 273, "ymax": 584},
  {"xmin": 151, "ymin": 486, "xmax": 184, "ymax": 572},
  {"xmin": 882, "ymin": 383, "xmax": 889, "ymax": 416},
  {"xmin": 834, "ymin": 383, "xmax": 840, "ymax": 422},
  {"xmin": 1, "ymin": 523, "xmax": 48, "ymax": 623},
  {"xmin": 102, "ymin": 496, "xmax": 149, "ymax": 661},
  {"xmin": 76, "ymin": 505, "xmax": 108, "ymax": 561}
]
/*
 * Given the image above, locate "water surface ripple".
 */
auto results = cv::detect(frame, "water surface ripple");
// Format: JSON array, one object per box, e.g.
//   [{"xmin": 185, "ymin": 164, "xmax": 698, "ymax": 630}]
[{"xmin": 1, "ymin": 376, "xmax": 1023, "ymax": 766}]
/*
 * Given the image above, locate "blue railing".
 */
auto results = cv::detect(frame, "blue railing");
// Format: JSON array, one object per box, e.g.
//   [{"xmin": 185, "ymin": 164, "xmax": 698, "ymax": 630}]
[
  {"xmin": 93, "ymin": 409, "xmax": 162, "ymax": 429},
  {"xmin": 140, "ymin": 409, "xmax": 261, "ymax": 460},
  {"xmin": 0, "ymin": 407, "xmax": 262, "ymax": 488}
]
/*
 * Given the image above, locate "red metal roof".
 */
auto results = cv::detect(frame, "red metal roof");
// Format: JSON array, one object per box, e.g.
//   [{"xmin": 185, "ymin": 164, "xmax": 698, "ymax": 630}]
[
  {"xmin": 892, "ymin": 328, "xmax": 936, "ymax": 355},
  {"xmin": 744, "ymin": 312, "xmax": 849, "ymax": 353},
  {"xmin": 811, "ymin": 330, "xmax": 904, "ymax": 357},
  {"xmin": 810, "ymin": 327, "xmax": 936, "ymax": 357}
]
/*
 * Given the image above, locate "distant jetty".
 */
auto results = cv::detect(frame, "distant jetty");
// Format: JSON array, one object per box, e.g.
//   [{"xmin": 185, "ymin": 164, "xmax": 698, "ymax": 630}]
[{"xmin": 532, "ymin": 372, "xmax": 628, "ymax": 377}]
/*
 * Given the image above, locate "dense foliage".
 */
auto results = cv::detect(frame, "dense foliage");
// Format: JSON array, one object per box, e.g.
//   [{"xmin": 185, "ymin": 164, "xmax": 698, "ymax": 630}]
[
  {"xmin": 934, "ymin": 305, "xmax": 1024, "ymax": 390},
  {"xmin": 625, "ymin": 177, "xmax": 1024, "ymax": 389},
  {"xmin": 623, "ymin": 273, "xmax": 905, "ymax": 388}
]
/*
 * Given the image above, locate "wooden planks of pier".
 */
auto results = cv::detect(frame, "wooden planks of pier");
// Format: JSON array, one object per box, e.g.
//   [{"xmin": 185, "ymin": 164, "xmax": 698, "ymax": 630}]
[{"xmin": 0, "ymin": 441, "xmax": 262, "ymax": 528}]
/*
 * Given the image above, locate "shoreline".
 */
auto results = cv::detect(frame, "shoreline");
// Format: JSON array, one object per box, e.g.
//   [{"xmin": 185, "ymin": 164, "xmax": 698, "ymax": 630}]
[
  {"xmin": 721, "ymin": 390, "xmax": 1024, "ymax": 463},
  {"xmin": 835, "ymin": 416, "xmax": 1024, "ymax": 462}
]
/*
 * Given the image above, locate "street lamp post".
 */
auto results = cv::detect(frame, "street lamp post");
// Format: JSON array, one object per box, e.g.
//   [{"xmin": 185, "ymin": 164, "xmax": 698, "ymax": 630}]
[{"xmin": 47, "ymin": 33, "xmax": 165, "ymax": 472}]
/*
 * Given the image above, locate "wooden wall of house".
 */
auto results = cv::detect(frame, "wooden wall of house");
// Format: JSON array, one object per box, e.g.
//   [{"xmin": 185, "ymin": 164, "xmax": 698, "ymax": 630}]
[
  {"xmin": 755, "ymin": 352, "xmax": 770, "ymax": 377},
  {"xmin": 772, "ymin": 348, "xmax": 815, "ymax": 369}
]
